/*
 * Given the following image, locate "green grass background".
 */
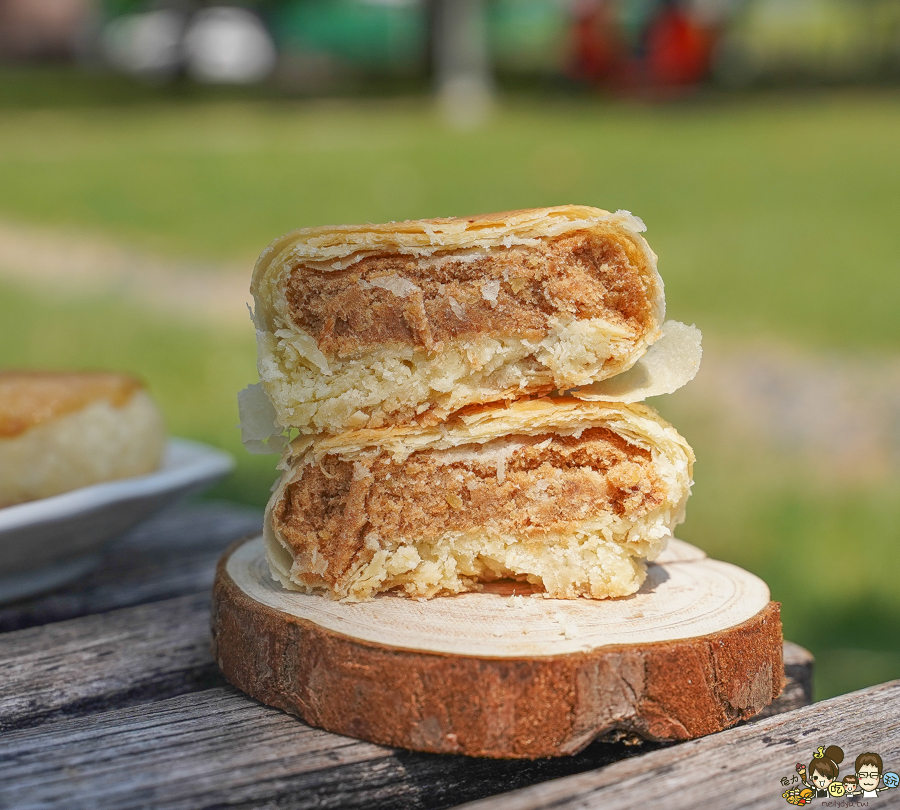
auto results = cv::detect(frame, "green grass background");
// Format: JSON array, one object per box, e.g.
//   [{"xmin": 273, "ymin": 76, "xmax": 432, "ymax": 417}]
[{"xmin": 2, "ymin": 81, "xmax": 899, "ymax": 701}]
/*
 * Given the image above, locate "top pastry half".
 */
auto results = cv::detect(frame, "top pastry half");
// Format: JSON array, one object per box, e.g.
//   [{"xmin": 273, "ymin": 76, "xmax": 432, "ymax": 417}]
[{"xmin": 251, "ymin": 206, "xmax": 666, "ymax": 436}]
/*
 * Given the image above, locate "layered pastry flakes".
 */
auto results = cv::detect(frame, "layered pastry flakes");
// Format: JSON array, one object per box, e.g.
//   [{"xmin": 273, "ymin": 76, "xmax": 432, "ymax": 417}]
[
  {"xmin": 0, "ymin": 371, "xmax": 165, "ymax": 507},
  {"xmin": 265, "ymin": 398, "xmax": 693, "ymax": 601},
  {"xmin": 251, "ymin": 206, "xmax": 665, "ymax": 436}
]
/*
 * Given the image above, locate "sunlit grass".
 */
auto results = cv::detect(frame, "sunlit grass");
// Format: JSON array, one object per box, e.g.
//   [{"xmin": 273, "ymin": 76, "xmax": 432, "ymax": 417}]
[
  {"xmin": 1, "ymin": 92, "xmax": 899, "ymax": 347},
  {"xmin": 2, "ymin": 89, "xmax": 899, "ymax": 700}
]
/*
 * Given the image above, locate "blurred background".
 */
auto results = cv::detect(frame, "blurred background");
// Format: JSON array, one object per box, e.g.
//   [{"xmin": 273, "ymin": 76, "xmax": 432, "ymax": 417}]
[{"xmin": 1, "ymin": 0, "xmax": 899, "ymax": 702}]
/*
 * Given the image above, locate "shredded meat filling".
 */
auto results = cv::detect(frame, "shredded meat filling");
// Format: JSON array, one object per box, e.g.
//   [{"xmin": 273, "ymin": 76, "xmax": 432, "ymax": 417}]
[
  {"xmin": 273, "ymin": 428, "xmax": 667, "ymax": 584},
  {"xmin": 284, "ymin": 230, "xmax": 653, "ymax": 357}
]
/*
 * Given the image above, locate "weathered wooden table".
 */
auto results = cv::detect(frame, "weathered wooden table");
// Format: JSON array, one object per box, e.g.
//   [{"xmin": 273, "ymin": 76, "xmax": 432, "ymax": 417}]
[{"xmin": 1, "ymin": 501, "xmax": 892, "ymax": 810}]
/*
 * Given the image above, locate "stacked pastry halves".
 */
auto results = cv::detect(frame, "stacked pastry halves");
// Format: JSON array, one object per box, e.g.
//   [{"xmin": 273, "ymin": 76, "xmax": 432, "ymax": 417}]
[{"xmin": 242, "ymin": 206, "xmax": 702, "ymax": 602}]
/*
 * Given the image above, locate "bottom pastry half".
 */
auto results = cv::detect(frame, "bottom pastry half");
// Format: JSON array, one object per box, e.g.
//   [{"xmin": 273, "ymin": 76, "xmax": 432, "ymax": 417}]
[{"xmin": 264, "ymin": 398, "xmax": 694, "ymax": 601}]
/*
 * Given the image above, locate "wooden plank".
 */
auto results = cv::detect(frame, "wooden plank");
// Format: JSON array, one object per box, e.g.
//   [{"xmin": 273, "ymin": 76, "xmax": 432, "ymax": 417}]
[
  {"xmin": 455, "ymin": 679, "xmax": 900, "ymax": 810},
  {"xmin": 0, "ymin": 501, "xmax": 261, "ymax": 633},
  {"xmin": 0, "ymin": 563, "xmax": 811, "ymax": 741},
  {"xmin": 0, "ymin": 687, "xmax": 665, "ymax": 810},
  {"xmin": 0, "ymin": 665, "xmax": 820, "ymax": 810},
  {"xmin": 0, "ymin": 593, "xmax": 220, "ymax": 732},
  {"xmin": 0, "ymin": 581, "xmax": 814, "ymax": 810},
  {"xmin": 0, "ymin": 689, "xmax": 388, "ymax": 810}
]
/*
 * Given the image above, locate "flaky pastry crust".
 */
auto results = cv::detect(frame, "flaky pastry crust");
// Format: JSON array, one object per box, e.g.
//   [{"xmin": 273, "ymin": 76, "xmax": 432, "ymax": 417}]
[{"xmin": 251, "ymin": 206, "xmax": 665, "ymax": 435}]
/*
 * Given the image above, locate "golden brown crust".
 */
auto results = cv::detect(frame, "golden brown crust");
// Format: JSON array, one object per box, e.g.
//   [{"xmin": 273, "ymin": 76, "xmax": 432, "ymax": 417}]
[
  {"xmin": 0, "ymin": 371, "xmax": 143, "ymax": 438},
  {"xmin": 273, "ymin": 428, "xmax": 666, "ymax": 591},
  {"xmin": 255, "ymin": 205, "xmax": 653, "ymax": 268},
  {"xmin": 213, "ymin": 542, "xmax": 784, "ymax": 758}
]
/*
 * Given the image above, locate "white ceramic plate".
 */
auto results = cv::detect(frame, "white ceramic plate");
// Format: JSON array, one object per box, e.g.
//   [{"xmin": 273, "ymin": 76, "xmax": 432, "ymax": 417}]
[{"xmin": 0, "ymin": 438, "xmax": 235, "ymax": 603}]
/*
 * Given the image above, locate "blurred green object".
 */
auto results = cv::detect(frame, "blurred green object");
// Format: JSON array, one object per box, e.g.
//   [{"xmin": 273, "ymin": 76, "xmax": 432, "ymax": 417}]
[
  {"xmin": 94, "ymin": 0, "xmax": 571, "ymax": 79},
  {"xmin": 717, "ymin": 0, "xmax": 900, "ymax": 86},
  {"xmin": 488, "ymin": 0, "xmax": 570, "ymax": 74},
  {"xmin": 268, "ymin": 0, "xmax": 426, "ymax": 73},
  {"xmin": 0, "ymin": 91, "xmax": 898, "ymax": 702},
  {"xmin": 99, "ymin": 0, "xmax": 147, "ymax": 17}
]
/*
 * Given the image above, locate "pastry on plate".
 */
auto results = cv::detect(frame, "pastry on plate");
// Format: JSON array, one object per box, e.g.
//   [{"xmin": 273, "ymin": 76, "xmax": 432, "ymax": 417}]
[
  {"xmin": 0, "ymin": 371, "xmax": 166, "ymax": 508},
  {"xmin": 264, "ymin": 397, "xmax": 694, "ymax": 601},
  {"xmin": 251, "ymin": 206, "xmax": 666, "ymax": 436}
]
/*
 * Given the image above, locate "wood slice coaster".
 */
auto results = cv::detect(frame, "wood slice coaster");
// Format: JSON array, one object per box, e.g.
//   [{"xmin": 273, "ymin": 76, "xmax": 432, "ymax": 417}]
[{"xmin": 212, "ymin": 536, "xmax": 783, "ymax": 759}]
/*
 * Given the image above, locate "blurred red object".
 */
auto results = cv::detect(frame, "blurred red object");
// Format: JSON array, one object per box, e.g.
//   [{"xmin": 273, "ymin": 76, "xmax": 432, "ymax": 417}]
[
  {"xmin": 571, "ymin": 1, "xmax": 625, "ymax": 86},
  {"xmin": 569, "ymin": 0, "xmax": 717, "ymax": 94},
  {"xmin": 645, "ymin": 3, "xmax": 714, "ymax": 88}
]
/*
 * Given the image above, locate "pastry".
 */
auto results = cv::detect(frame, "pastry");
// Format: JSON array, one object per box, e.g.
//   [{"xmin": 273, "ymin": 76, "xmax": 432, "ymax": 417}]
[
  {"xmin": 251, "ymin": 206, "xmax": 665, "ymax": 435},
  {"xmin": 264, "ymin": 397, "xmax": 693, "ymax": 601},
  {"xmin": 0, "ymin": 371, "xmax": 166, "ymax": 507}
]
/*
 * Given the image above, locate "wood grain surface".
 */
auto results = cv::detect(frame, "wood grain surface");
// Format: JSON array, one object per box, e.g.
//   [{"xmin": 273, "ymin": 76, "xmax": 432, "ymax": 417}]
[
  {"xmin": 455, "ymin": 679, "xmax": 900, "ymax": 810},
  {"xmin": 0, "ymin": 655, "xmax": 815, "ymax": 810},
  {"xmin": 214, "ymin": 537, "xmax": 784, "ymax": 758},
  {"xmin": 0, "ymin": 501, "xmax": 261, "ymax": 632},
  {"xmin": 0, "ymin": 686, "xmax": 668, "ymax": 810},
  {"xmin": 0, "ymin": 504, "xmax": 815, "ymax": 810},
  {"xmin": 227, "ymin": 536, "xmax": 771, "ymax": 657},
  {"xmin": 0, "ymin": 593, "xmax": 220, "ymax": 732}
]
